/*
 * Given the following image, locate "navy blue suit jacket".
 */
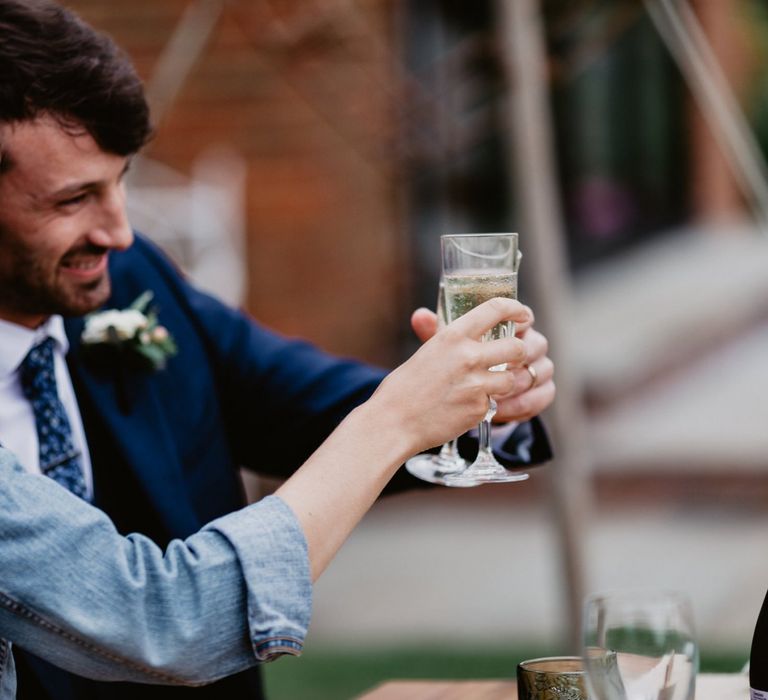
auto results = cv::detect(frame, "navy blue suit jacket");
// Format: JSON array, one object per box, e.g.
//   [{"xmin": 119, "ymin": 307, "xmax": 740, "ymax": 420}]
[{"xmin": 15, "ymin": 235, "xmax": 551, "ymax": 699}]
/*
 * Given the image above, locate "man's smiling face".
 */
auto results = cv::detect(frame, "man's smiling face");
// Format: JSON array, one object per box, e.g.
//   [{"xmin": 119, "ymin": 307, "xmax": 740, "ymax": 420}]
[{"xmin": 0, "ymin": 115, "xmax": 134, "ymax": 328}]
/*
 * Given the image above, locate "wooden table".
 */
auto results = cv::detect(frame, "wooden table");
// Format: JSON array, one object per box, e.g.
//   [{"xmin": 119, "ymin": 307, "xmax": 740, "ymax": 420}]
[
  {"xmin": 357, "ymin": 673, "xmax": 749, "ymax": 699},
  {"xmin": 357, "ymin": 680, "xmax": 516, "ymax": 699}
]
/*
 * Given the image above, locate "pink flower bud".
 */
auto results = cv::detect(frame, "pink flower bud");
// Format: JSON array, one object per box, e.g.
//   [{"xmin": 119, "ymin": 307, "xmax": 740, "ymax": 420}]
[{"xmin": 152, "ymin": 326, "xmax": 169, "ymax": 342}]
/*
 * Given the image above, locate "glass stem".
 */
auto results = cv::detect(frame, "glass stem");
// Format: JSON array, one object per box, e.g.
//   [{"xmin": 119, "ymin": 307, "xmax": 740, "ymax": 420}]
[
  {"xmin": 476, "ymin": 398, "xmax": 497, "ymax": 461},
  {"xmin": 438, "ymin": 438, "xmax": 458, "ymax": 461}
]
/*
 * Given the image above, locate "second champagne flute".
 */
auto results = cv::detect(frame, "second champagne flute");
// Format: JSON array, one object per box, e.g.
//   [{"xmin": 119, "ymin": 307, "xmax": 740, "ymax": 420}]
[
  {"xmin": 404, "ymin": 279, "xmax": 472, "ymax": 486},
  {"xmin": 441, "ymin": 233, "xmax": 529, "ymax": 485}
]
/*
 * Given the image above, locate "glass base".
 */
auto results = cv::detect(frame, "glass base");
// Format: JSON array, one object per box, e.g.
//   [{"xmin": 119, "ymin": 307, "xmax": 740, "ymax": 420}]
[
  {"xmin": 444, "ymin": 462, "xmax": 529, "ymax": 487},
  {"xmin": 405, "ymin": 453, "xmax": 477, "ymax": 487}
]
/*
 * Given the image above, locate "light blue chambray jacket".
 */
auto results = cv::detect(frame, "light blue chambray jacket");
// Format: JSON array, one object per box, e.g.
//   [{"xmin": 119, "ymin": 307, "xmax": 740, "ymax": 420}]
[{"xmin": 0, "ymin": 448, "xmax": 311, "ymax": 699}]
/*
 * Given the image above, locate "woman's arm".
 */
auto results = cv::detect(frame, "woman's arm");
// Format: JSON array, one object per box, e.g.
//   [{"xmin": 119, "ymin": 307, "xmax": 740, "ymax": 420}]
[
  {"xmin": 0, "ymin": 449, "xmax": 309, "ymax": 685},
  {"xmin": 278, "ymin": 298, "xmax": 531, "ymax": 580},
  {"xmin": 0, "ymin": 297, "xmax": 531, "ymax": 685}
]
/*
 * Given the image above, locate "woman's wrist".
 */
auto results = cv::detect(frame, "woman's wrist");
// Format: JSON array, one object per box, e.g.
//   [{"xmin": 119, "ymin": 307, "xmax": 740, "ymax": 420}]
[{"xmin": 344, "ymin": 396, "xmax": 420, "ymax": 473}]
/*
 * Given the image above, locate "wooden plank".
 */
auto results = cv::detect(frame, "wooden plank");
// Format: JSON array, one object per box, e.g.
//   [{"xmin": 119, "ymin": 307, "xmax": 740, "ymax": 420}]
[
  {"xmin": 355, "ymin": 680, "xmax": 516, "ymax": 700},
  {"xmin": 356, "ymin": 673, "xmax": 749, "ymax": 699}
]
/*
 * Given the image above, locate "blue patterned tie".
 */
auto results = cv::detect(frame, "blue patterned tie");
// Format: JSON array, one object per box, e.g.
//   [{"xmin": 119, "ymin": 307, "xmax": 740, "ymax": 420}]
[{"xmin": 19, "ymin": 337, "xmax": 88, "ymax": 500}]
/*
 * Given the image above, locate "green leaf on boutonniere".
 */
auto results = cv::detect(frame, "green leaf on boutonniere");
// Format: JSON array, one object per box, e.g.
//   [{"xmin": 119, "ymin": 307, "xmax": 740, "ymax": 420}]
[{"xmin": 81, "ymin": 291, "xmax": 177, "ymax": 372}]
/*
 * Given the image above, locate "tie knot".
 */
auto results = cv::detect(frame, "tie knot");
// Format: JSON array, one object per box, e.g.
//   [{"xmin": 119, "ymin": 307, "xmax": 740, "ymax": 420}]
[{"xmin": 20, "ymin": 337, "xmax": 58, "ymax": 402}]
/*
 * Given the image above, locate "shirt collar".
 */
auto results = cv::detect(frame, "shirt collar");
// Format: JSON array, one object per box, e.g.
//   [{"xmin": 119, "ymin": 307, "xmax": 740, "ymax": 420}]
[{"xmin": 0, "ymin": 316, "xmax": 70, "ymax": 379}]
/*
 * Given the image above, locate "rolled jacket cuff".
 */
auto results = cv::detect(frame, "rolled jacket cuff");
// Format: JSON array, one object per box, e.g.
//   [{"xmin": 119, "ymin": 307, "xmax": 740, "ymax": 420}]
[{"xmin": 205, "ymin": 495, "xmax": 312, "ymax": 662}]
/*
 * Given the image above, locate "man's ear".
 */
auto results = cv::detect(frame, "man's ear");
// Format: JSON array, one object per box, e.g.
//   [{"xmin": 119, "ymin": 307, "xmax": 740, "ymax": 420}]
[
  {"xmin": 0, "ymin": 130, "xmax": 11, "ymax": 174},
  {"xmin": 0, "ymin": 120, "xmax": 15, "ymax": 175}
]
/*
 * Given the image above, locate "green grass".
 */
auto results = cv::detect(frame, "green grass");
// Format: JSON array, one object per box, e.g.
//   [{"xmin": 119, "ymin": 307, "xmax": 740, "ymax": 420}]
[{"xmin": 263, "ymin": 645, "xmax": 749, "ymax": 700}]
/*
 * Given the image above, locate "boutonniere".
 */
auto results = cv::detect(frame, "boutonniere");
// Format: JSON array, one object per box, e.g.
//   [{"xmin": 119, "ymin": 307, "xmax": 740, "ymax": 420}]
[{"xmin": 81, "ymin": 291, "xmax": 178, "ymax": 371}]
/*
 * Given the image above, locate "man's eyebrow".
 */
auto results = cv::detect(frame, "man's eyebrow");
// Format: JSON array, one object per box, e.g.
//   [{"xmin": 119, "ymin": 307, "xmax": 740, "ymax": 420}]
[
  {"xmin": 47, "ymin": 160, "xmax": 132, "ymax": 200},
  {"xmin": 47, "ymin": 180, "xmax": 99, "ymax": 199}
]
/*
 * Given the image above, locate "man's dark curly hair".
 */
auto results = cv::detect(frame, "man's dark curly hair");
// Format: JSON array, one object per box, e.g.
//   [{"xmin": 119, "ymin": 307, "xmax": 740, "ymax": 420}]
[{"xmin": 0, "ymin": 0, "xmax": 152, "ymax": 170}]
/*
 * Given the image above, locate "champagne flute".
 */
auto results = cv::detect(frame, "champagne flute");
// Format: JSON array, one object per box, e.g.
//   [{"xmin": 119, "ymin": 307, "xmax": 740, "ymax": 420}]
[
  {"xmin": 441, "ymin": 233, "xmax": 529, "ymax": 485},
  {"xmin": 582, "ymin": 590, "xmax": 699, "ymax": 700},
  {"xmin": 405, "ymin": 279, "xmax": 473, "ymax": 486}
]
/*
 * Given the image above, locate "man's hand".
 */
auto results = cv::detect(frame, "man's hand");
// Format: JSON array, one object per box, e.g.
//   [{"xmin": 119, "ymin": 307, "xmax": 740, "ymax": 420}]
[{"xmin": 410, "ymin": 306, "xmax": 555, "ymax": 423}]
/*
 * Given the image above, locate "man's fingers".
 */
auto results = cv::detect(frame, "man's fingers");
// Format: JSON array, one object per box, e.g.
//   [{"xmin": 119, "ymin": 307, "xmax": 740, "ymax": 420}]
[
  {"xmin": 503, "ymin": 355, "xmax": 554, "ymax": 396},
  {"xmin": 519, "ymin": 327, "xmax": 548, "ymax": 364},
  {"xmin": 411, "ymin": 307, "xmax": 438, "ymax": 344},
  {"xmin": 495, "ymin": 380, "xmax": 556, "ymax": 422},
  {"xmin": 450, "ymin": 298, "xmax": 531, "ymax": 339}
]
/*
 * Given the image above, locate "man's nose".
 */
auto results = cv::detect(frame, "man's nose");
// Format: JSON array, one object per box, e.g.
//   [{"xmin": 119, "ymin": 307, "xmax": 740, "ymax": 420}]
[{"xmin": 91, "ymin": 185, "xmax": 133, "ymax": 250}]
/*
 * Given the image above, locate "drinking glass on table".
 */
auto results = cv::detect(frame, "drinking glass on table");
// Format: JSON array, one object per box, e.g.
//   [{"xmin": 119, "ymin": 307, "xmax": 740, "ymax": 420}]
[
  {"xmin": 582, "ymin": 590, "xmax": 699, "ymax": 700},
  {"xmin": 517, "ymin": 656, "xmax": 588, "ymax": 700},
  {"xmin": 441, "ymin": 232, "xmax": 529, "ymax": 486},
  {"xmin": 404, "ymin": 279, "xmax": 472, "ymax": 486}
]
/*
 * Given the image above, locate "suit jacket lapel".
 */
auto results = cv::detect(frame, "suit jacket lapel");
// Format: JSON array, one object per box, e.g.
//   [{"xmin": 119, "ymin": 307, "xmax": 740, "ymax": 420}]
[{"xmin": 64, "ymin": 317, "xmax": 201, "ymax": 539}]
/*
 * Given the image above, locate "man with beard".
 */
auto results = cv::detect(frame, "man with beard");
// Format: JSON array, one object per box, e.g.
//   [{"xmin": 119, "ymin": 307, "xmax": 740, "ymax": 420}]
[{"xmin": 0, "ymin": 1, "xmax": 555, "ymax": 698}]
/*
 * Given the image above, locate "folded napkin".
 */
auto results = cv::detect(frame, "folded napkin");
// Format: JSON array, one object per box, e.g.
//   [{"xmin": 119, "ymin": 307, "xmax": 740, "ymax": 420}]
[{"xmin": 696, "ymin": 673, "xmax": 749, "ymax": 700}]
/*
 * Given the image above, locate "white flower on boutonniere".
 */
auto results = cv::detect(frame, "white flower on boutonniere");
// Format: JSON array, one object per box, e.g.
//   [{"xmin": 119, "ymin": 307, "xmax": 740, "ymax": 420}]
[{"xmin": 82, "ymin": 291, "xmax": 178, "ymax": 371}]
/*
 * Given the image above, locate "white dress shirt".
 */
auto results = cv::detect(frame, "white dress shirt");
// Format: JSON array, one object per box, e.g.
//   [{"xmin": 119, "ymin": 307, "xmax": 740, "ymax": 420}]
[{"xmin": 0, "ymin": 315, "xmax": 93, "ymax": 498}]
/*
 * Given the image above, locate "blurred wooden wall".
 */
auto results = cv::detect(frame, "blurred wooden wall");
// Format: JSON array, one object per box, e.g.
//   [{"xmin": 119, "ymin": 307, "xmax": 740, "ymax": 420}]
[{"xmin": 64, "ymin": 0, "xmax": 406, "ymax": 366}]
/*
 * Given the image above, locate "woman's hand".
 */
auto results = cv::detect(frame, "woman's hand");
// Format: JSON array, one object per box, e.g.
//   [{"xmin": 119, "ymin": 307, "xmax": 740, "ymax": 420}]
[
  {"xmin": 278, "ymin": 298, "xmax": 531, "ymax": 582},
  {"xmin": 372, "ymin": 298, "xmax": 532, "ymax": 456},
  {"xmin": 410, "ymin": 304, "xmax": 555, "ymax": 424}
]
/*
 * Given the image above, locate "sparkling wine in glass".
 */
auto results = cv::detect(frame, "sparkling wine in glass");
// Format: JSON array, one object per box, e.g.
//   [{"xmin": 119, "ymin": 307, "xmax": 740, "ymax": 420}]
[
  {"xmin": 582, "ymin": 590, "xmax": 699, "ymax": 700},
  {"xmin": 441, "ymin": 233, "xmax": 529, "ymax": 486},
  {"xmin": 404, "ymin": 279, "xmax": 473, "ymax": 486}
]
